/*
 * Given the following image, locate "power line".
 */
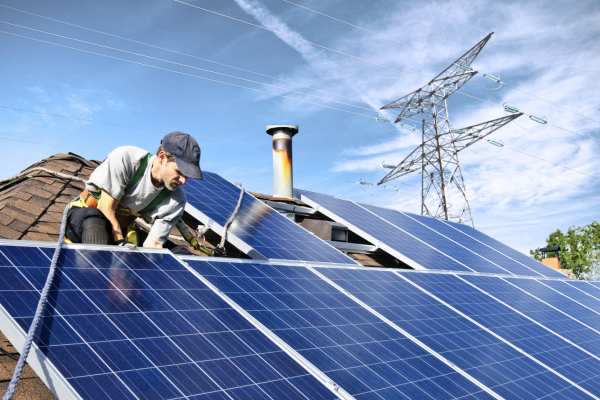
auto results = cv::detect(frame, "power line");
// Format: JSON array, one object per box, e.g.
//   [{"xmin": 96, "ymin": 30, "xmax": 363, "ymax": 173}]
[
  {"xmin": 1, "ymin": 20, "xmax": 376, "ymax": 115},
  {"xmin": 0, "ymin": 2, "xmax": 376, "ymax": 114},
  {"xmin": 276, "ymin": 0, "xmax": 600, "ymax": 128},
  {"xmin": 0, "ymin": 3, "xmax": 279, "ymax": 81},
  {"xmin": 172, "ymin": 0, "xmax": 378, "ymax": 64},
  {"xmin": 459, "ymin": 89, "xmax": 594, "ymax": 140},
  {"xmin": 279, "ymin": 0, "xmax": 374, "ymax": 34},
  {"xmin": 0, "ymin": 29, "xmax": 375, "ymax": 120},
  {"xmin": 4, "ymin": 3, "xmax": 593, "ymax": 183},
  {"xmin": 494, "ymin": 79, "xmax": 600, "ymax": 126}
]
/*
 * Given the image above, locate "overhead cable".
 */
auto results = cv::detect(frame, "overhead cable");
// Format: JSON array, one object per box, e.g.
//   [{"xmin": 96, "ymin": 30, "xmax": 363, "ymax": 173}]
[
  {"xmin": 275, "ymin": 0, "xmax": 600, "ymax": 126},
  {"xmin": 0, "ymin": 29, "xmax": 374, "ymax": 120},
  {"xmin": 0, "ymin": 20, "xmax": 373, "ymax": 115},
  {"xmin": 0, "ymin": 5, "xmax": 377, "ymax": 114}
]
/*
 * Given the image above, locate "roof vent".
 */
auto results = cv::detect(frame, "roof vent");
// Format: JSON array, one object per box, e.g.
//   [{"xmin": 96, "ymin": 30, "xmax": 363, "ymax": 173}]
[{"xmin": 266, "ymin": 125, "xmax": 298, "ymax": 199}]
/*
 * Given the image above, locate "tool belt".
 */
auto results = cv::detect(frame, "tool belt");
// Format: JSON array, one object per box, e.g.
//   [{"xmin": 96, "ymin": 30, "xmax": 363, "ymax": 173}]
[
  {"xmin": 78, "ymin": 189, "xmax": 100, "ymax": 208},
  {"xmin": 68, "ymin": 190, "xmax": 139, "ymax": 245}
]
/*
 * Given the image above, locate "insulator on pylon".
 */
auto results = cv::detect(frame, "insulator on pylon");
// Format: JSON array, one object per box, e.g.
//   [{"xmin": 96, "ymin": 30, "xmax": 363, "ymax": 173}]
[
  {"xmin": 503, "ymin": 103, "xmax": 521, "ymax": 114},
  {"xmin": 486, "ymin": 139, "xmax": 504, "ymax": 147},
  {"xmin": 528, "ymin": 114, "xmax": 548, "ymax": 124},
  {"xmin": 358, "ymin": 179, "xmax": 374, "ymax": 186},
  {"xmin": 483, "ymin": 73, "xmax": 502, "ymax": 84},
  {"xmin": 381, "ymin": 162, "xmax": 396, "ymax": 169}
]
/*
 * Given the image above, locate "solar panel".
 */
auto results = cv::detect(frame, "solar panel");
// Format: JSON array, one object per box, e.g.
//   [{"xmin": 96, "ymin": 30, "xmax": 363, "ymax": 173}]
[
  {"xmin": 299, "ymin": 190, "xmax": 471, "ymax": 272},
  {"xmin": 464, "ymin": 276, "xmax": 600, "ymax": 356},
  {"xmin": 319, "ymin": 267, "xmax": 589, "ymax": 399},
  {"xmin": 184, "ymin": 258, "xmax": 495, "ymax": 399},
  {"xmin": 184, "ymin": 172, "xmax": 356, "ymax": 265},
  {"xmin": 0, "ymin": 243, "xmax": 339, "ymax": 400},
  {"xmin": 360, "ymin": 204, "xmax": 510, "ymax": 275},
  {"xmin": 539, "ymin": 280, "xmax": 600, "ymax": 312},
  {"xmin": 589, "ymin": 281, "xmax": 600, "ymax": 292},
  {"xmin": 441, "ymin": 220, "xmax": 564, "ymax": 278},
  {"xmin": 391, "ymin": 211, "xmax": 550, "ymax": 277},
  {"xmin": 404, "ymin": 273, "xmax": 600, "ymax": 397},
  {"xmin": 300, "ymin": 190, "xmax": 561, "ymax": 277},
  {"xmin": 565, "ymin": 280, "xmax": 600, "ymax": 300},
  {"xmin": 506, "ymin": 279, "xmax": 600, "ymax": 340}
]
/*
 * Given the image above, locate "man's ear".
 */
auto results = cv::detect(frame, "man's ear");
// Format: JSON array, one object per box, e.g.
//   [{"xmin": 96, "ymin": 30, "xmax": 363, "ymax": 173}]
[{"xmin": 157, "ymin": 150, "xmax": 168, "ymax": 162}]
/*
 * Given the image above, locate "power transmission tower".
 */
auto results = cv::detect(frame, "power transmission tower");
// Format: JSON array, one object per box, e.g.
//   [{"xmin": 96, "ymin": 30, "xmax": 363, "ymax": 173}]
[{"xmin": 379, "ymin": 32, "xmax": 522, "ymax": 226}]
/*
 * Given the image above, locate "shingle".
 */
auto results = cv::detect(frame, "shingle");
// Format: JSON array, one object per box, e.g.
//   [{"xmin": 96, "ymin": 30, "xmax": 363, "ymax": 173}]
[
  {"xmin": 12, "ymin": 199, "xmax": 46, "ymax": 216},
  {"xmin": 0, "ymin": 224, "xmax": 21, "ymax": 239},
  {"xmin": 0, "ymin": 207, "xmax": 37, "ymax": 225},
  {"xmin": 22, "ymin": 185, "xmax": 54, "ymax": 200}
]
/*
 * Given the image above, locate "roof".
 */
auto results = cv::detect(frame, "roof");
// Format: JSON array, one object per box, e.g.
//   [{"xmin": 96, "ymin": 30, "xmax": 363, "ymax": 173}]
[{"xmin": 0, "ymin": 153, "xmax": 99, "ymax": 242}]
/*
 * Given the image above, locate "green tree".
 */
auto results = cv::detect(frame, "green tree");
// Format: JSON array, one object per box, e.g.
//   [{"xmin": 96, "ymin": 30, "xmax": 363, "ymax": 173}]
[{"xmin": 531, "ymin": 221, "xmax": 600, "ymax": 279}]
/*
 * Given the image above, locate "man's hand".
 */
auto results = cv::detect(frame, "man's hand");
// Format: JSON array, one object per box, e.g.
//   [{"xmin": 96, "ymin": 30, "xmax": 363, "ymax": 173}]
[
  {"xmin": 115, "ymin": 239, "xmax": 137, "ymax": 249},
  {"xmin": 142, "ymin": 237, "xmax": 164, "ymax": 249},
  {"xmin": 96, "ymin": 190, "xmax": 124, "ymax": 243}
]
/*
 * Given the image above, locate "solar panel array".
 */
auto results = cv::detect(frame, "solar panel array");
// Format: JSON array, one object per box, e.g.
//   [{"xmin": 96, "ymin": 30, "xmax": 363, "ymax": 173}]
[
  {"xmin": 3, "ymin": 242, "xmax": 597, "ymax": 399},
  {"xmin": 183, "ymin": 172, "xmax": 356, "ymax": 265},
  {"xmin": 300, "ymin": 190, "xmax": 563, "ymax": 278},
  {"xmin": 0, "ymin": 244, "xmax": 339, "ymax": 400}
]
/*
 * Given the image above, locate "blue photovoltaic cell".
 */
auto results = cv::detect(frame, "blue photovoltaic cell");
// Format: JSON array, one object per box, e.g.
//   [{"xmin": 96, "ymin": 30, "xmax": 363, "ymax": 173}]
[
  {"xmin": 299, "ymin": 190, "xmax": 470, "ymax": 272},
  {"xmin": 464, "ymin": 276, "xmax": 600, "ymax": 357},
  {"xmin": 184, "ymin": 172, "xmax": 355, "ymax": 264},
  {"xmin": 442, "ymin": 220, "xmax": 564, "ymax": 278},
  {"xmin": 187, "ymin": 259, "xmax": 493, "ymax": 400},
  {"xmin": 541, "ymin": 280, "xmax": 600, "ymax": 312},
  {"xmin": 404, "ymin": 273, "xmax": 600, "ymax": 396},
  {"xmin": 320, "ymin": 267, "xmax": 587, "ymax": 400},
  {"xmin": 0, "ymin": 244, "xmax": 336, "ymax": 400},
  {"xmin": 564, "ymin": 280, "xmax": 600, "ymax": 300},
  {"xmin": 360, "ymin": 205, "xmax": 508, "ymax": 275},
  {"xmin": 398, "ymin": 211, "xmax": 546, "ymax": 277},
  {"xmin": 589, "ymin": 281, "xmax": 600, "ymax": 292}
]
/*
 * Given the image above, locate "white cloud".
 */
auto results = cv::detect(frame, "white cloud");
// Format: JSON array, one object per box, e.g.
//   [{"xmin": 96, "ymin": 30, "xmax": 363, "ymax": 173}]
[{"xmin": 235, "ymin": 0, "xmax": 600, "ymax": 251}]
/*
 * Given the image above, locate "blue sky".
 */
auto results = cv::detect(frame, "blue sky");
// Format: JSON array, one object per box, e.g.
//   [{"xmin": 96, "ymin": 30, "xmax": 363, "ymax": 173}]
[{"xmin": 1, "ymin": 0, "xmax": 598, "ymax": 253}]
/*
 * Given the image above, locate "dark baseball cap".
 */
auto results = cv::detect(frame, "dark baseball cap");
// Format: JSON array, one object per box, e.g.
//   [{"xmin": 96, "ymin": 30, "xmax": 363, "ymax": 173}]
[{"xmin": 161, "ymin": 131, "xmax": 203, "ymax": 179}]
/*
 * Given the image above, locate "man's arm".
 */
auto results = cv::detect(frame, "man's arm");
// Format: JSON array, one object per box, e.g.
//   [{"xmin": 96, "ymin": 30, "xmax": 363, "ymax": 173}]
[
  {"xmin": 97, "ymin": 190, "xmax": 124, "ymax": 243},
  {"xmin": 143, "ymin": 219, "xmax": 173, "ymax": 248}
]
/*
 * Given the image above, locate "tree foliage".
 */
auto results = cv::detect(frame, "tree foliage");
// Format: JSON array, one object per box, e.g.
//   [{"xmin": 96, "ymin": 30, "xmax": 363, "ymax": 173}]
[{"xmin": 531, "ymin": 221, "xmax": 600, "ymax": 279}]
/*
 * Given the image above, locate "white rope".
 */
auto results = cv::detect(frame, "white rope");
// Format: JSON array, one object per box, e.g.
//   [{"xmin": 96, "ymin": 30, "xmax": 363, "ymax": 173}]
[
  {"xmin": 1, "ymin": 166, "xmax": 84, "ymax": 398},
  {"xmin": 1, "ymin": 166, "xmax": 87, "ymax": 186},
  {"xmin": 218, "ymin": 186, "xmax": 245, "ymax": 251},
  {"xmin": 2, "ymin": 202, "xmax": 70, "ymax": 400}
]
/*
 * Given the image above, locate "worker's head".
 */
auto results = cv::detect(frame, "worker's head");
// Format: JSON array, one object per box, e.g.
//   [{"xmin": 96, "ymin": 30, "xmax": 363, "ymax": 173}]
[{"xmin": 155, "ymin": 131, "xmax": 202, "ymax": 190}]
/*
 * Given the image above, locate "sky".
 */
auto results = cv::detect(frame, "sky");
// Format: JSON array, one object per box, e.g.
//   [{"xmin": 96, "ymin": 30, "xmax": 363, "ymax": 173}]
[{"xmin": 0, "ymin": 0, "xmax": 598, "ymax": 254}]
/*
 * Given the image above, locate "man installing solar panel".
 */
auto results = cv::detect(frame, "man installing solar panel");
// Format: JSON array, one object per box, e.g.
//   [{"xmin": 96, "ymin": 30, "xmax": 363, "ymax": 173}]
[{"xmin": 64, "ymin": 131, "xmax": 203, "ymax": 249}]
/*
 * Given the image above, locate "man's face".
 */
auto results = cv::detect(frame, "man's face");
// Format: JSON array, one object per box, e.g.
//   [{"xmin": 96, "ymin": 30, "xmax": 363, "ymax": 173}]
[{"xmin": 160, "ymin": 157, "xmax": 187, "ymax": 191}]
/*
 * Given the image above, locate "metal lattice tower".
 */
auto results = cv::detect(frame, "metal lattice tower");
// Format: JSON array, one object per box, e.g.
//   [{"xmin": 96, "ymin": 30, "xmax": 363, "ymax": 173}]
[{"xmin": 379, "ymin": 32, "xmax": 522, "ymax": 226}]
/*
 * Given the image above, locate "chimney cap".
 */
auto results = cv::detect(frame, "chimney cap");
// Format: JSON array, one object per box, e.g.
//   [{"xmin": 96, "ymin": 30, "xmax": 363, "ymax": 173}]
[{"xmin": 266, "ymin": 125, "xmax": 299, "ymax": 136}]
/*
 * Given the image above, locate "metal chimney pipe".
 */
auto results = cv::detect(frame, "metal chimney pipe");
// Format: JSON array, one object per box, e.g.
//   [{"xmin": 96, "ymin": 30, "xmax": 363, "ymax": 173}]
[{"xmin": 266, "ymin": 124, "xmax": 298, "ymax": 199}]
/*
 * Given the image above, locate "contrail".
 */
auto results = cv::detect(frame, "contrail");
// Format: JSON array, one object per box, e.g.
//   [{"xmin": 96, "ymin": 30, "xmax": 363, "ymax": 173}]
[{"xmin": 232, "ymin": 0, "xmax": 406, "ymax": 133}]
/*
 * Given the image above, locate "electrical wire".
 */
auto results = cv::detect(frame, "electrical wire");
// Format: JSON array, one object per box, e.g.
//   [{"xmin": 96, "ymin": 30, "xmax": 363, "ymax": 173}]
[
  {"xmin": 0, "ymin": 20, "xmax": 373, "ymax": 115},
  {"xmin": 172, "ymin": 0, "xmax": 376, "ymax": 64},
  {"xmin": 279, "ymin": 0, "xmax": 376, "ymax": 34},
  {"xmin": 459, "ymin": 89, "xmax": 593, "ymax": 140},
  {"xmin": 275, "ymin": 0, "xmax": 600, "ymax": 127},
  {"xmin": 3, "ymin": 3, "xmax": 593, "ymax": 182},
  {"xmin": 0, "ymin": 2, "xmax": 379, "ymax": 114},
  {"xmin": 0, "ymin": 29, "xmax": 375, "ymax": 120},
  {"xmin": 0, "ymin": 3, "xmax": 281, "ymax": 81}
]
